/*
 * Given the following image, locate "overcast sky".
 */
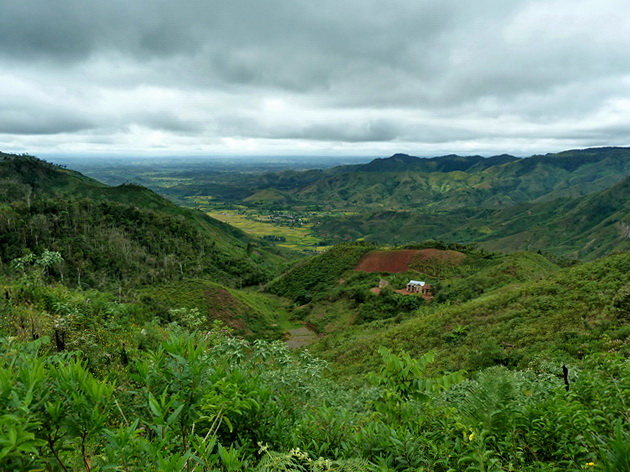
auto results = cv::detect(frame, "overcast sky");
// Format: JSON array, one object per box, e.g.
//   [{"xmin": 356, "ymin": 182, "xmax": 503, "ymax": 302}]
[{"xmin": 2, "ymin": 0, "xmax": 630, "ymax": 158}]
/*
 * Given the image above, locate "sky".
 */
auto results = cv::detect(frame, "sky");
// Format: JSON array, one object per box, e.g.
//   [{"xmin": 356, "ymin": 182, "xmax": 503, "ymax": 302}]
[{"xmin": 2, "ymin": 0, "xmax": 630, "ymax": 158}]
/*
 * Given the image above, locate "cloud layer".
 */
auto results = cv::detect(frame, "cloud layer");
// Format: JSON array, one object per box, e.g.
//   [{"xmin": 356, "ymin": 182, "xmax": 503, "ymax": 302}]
[{"xmin": 2, "ymin": 0, "xmax": 630, "ymax": 156}]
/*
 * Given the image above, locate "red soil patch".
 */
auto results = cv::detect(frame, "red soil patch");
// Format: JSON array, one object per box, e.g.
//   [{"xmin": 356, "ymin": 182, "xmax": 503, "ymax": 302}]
[
  {"xmin": 355, "ymin": 250, "xmax": 418, "ymax": 273},
  {"xmin": 355, "ymin": 249, "xmax": 465, "ymax": 273}
]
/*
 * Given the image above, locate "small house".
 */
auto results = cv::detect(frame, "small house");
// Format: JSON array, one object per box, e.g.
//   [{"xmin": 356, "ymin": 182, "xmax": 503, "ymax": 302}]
[{"xmin": 406, "ymin": 280, "xmax": 431, "ymax": 295}]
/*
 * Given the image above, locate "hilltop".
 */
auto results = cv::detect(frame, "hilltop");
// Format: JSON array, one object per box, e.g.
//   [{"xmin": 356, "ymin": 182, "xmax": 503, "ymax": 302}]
[{"xmin": 308, "ymin": 250, "xmax": 630, "ymax": 375}]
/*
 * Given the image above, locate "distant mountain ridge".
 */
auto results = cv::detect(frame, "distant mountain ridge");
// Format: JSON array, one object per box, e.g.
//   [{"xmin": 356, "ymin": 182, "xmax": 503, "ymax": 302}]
[
  {"xmin": 289, "ymin": 147, "xmax": 630, "ymax": 211},
  {"xmin": 356, "ymin": 152, "xmax": 519, "ymax": 173},
  {"xmin": 116, "ymin": 146, "xmax": 630, "ymax": 211}
]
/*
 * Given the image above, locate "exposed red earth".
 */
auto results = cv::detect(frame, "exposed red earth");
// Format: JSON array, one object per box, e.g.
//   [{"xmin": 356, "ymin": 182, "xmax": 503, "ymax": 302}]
[
  {"xmin": 355, "ymin": 249, "xmax": 419, "ymax": 272},
  {"xmin": 355, "ymin": 248, "xmax": 465, "ymax": 273}
]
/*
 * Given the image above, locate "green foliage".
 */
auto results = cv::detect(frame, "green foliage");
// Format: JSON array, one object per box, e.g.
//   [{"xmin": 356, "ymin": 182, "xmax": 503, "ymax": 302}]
[
  {"xmin": 2, "ymin": 150, "xmax": 630, "ymax": 472},
  {"xmin": 434, "ymin": 251, "xmax": 559, "ymax": 304},
  {"xmin": 357, "ymin": 289, "xmax": 424, "ymax": 324},
  {"xmin": 139, "ymin": 278, "xmax": 288, "ymax": 339},
  {"xmin": 612, "ymin": 283, "xmax": 630, "ymax": 322},
  {"xmin": 310, "ymin": 251, "xmax": 630, "ymax": 375},
  {"xmin": 0, "ymin": 329, "xmax": 628, "ymax": 471},
  {"xmin": 0, "ymin": 153, "xmax": 291, "ymax": 292},
  {"xmin": 256, "ymin": 446, "xmax": 370, "ymax": 471},
  {"xmin": 368, "ymin": 347, "xmax": 464, "ymax": 422},
  {"xmin": 0, "ymin": 195, "xmax": 280, "ymax": 291}
]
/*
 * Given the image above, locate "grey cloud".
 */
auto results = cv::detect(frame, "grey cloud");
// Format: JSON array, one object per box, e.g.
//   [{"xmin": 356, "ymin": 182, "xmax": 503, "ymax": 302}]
[
  {"xmin": 285, "ymin": 119, "xmax": 403, "ymax": 143},
  {"xmin": 1, "ymin": 0, "xmax": 630, "ymax": 154},
  {"xmin": 130, "ymin": 112, "xmax": 205, "ymax": 134},
  {"xmin": 0, "ymin": 106, "xmax": 94, "ymax": 135},
  {"xmin": 0, "ymin": 0, "xmax": 205, "ymax": 62}
]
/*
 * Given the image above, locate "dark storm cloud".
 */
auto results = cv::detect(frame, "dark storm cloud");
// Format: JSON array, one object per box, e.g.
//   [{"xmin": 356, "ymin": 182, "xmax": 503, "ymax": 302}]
[
  {"xmin": 1, "ymin": 0, "xmax": 629, "ymax": 154},
  {"xmin": 0, "ymin": 0, "xmax": 204, "ymax": 62}
]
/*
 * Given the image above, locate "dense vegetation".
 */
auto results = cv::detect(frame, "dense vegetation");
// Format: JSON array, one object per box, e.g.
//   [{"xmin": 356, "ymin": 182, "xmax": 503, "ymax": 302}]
[
  {"xmin": 1, "ymin": 305, "xmax": 628, "ymax": 471},
  {"xmin": 1, "ymin": 255, "xmax": 628, "ymax": 471},
  {"xmin": 1, "ymin": 152, "xmax": 628, "ymax": 471},
  {"xmin": 313, "ymin": 175, "xmax": 630, "ymax": 259},
  {"xmin": 0, "ymin": 195, "xmax": 280, "ymax": 291},
  {"xmin": 266, "ymin": 243, "xmax": 376, "ymax": 305},
  {"xmin": 309, "ymin": 251, "xmax": 630, "ymax": 375},
  {"xmin": 0, "ymin": 153, "xmax": 291, "ymax": 292}
]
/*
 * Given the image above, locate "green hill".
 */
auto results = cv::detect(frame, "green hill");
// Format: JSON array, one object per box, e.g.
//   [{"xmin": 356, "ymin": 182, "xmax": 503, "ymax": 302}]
[
  {"xmin": 309, "ymin": 251, "xmax": 630, "ymax": 375},
  {"xmin": 0, "ymin": 153, "xmax": 628, "ymax": 472},
  {"xmin": 0, "ymin": 152, "xmax": 292, "ymax": 291},
  {"xmin": 478, "ymin": 174, "xmax": 630, "ymax": 259},
  {"xmin": 312, "ymin": 174, "xmax": 630, "ymax": 260},
  {"xmin": 292, "ymin": 147, "xmax": 630, "ymax": 211},
  {"xmin": 137, "ymin": 279, "xmax": 293, "ymax": 340},
  {"xmin": 357, "ymin": 152, "xmax": 518, "ymax": 173},
  {"xmin": 266, "ymin": 242, "xmax": 376, "ymax": 304},
  {"xmin": 272, "ymin": 244, "xmax": 561, "ymax": 333}
]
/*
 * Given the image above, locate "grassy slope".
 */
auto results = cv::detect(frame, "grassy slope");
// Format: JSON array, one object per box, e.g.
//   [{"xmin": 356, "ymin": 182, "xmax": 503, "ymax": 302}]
[
  {"xmin": 266, "ymin": 242, "xmax": 376, "ymax": 302},
  {"xmin": 137, "ymin": 279, "xmax": 294, "ymax": 340},
  {"xmin": 479, "ymin": 175, "xmax": 630, "ymax": 259},
  {"xmin": 291, "ymin": 250, "xmax": 560, "ymax": 334},
  {"xmin": 308, "ymin": 252, "xmax": 630, "ymax": 376}
]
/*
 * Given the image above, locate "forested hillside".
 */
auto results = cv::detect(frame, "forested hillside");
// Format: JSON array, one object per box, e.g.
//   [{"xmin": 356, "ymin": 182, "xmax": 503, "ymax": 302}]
[
  {"xmin": 313, "ymin": 174, "xmax": 630, "ymax": 259},
  {"xmin": 0, "ymin": 250, "xmax": 628, "ymax": 471},
  {"xmin": 292, "ymin": 147, "xmax": 630, "ymax": 210},
  {"xmin": 0, "ymin": 153, "xmax": 291, "ymax": 291},
  {"xmin": 307, "ymin": 250, "xmax": 630, "ymax": 374},
  {"xmin": 65, "ymin": 146, "xmax": 630, "ymax": 260}
]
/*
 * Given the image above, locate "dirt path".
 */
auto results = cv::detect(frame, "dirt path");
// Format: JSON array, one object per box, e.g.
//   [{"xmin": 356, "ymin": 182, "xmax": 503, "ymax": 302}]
[{"xmin": 284, "ymin": 325, "xmax": 319, "ymax": 349}]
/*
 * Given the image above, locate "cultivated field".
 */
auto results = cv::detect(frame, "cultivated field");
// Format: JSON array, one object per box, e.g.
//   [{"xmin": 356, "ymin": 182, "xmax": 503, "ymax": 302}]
[{"xmin": 206, "ymin": 208, "xmax": 327, "ymax": 252}]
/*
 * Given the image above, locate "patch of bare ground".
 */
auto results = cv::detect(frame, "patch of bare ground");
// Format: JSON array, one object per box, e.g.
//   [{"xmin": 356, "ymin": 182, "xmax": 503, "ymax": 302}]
[
  {"xmin": 355, "ymin": 250, "xmax": 419, "ymax": 272},
  {"xmin": 204, "ymin": 287, "xmax": 249, "ymax": 333},
  {"xmin": 355, "ymin": 249, "xmax": 465, "ymax": 273}
]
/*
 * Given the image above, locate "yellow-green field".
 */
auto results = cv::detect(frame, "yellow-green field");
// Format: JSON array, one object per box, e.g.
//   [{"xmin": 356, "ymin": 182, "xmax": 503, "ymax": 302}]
[{"xmin": 207, "ymin": 209, "xmax": 329, "ymax": 252}]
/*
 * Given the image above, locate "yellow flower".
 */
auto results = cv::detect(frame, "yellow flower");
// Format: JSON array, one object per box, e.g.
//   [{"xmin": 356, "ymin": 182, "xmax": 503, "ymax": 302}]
[
  {"xmin": 469, "ymin": 432, "xmax": 475, "ymax": 441},
  {"xmin": 585, "ymin": 462, "xmax": 595, "ymax": 467}
]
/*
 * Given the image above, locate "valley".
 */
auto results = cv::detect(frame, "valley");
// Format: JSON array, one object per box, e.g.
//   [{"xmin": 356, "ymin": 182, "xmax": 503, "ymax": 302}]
[
  {"xmin": 52, "ymin": 147, "xmax": 630, "ymax": 260},
  {"xmin": 0, "ymin": 149, "xmax": 628, "ymax": 471}
]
